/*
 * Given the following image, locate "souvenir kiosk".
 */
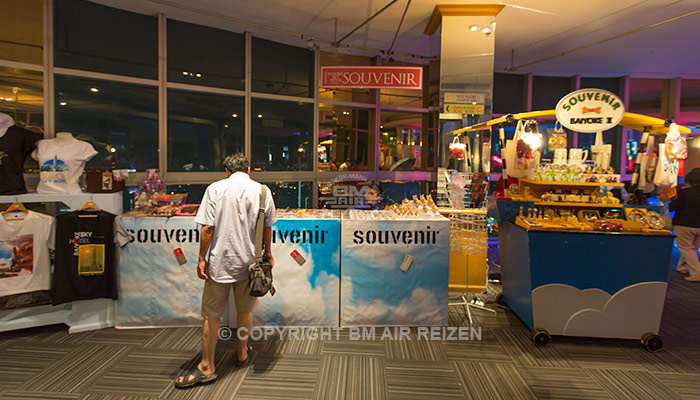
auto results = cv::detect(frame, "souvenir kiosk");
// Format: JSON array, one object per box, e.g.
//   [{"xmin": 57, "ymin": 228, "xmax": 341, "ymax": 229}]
[{"xmin": 445, "ymin": 89, "xmax": 690, "ymax": 351}]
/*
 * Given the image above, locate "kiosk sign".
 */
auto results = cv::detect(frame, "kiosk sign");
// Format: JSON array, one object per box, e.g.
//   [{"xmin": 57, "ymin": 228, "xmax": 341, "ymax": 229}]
[
  {"xmin": 556, "ymin": 89, "xmax": 625, "ymax": 133},
  {"xmin": 321, "ymin": 66, "xmax": 422, "ymax": 89}
]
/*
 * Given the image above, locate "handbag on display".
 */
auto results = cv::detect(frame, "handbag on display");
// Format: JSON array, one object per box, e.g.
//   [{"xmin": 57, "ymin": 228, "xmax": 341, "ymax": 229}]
[
  {"xmin": 664, "ymin": 123, "xmax": 688, "ymax": 160},
  {"xmin": 504, "ymin": 120, "xmax": 531, "ymax": 178},
  {"xmin": 248, "ymin": 185, "xmax": 275, "ymax": 297},
  {"xmin": 653, "ymin": 143, "xmax": 679, "ymax": 188},
  {"xmin": 547, "ymin": 121, "xmax": 567, "ymax": 150},
  {"xmin": 449, "ymin": 137, "xmax": 466, "ymax": 160}
]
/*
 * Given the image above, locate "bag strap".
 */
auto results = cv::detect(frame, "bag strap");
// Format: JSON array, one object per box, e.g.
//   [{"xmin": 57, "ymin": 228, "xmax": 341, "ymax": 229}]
[{"xmin": 254, "ymin": 185, "xmax": 267, "ymax": 261}]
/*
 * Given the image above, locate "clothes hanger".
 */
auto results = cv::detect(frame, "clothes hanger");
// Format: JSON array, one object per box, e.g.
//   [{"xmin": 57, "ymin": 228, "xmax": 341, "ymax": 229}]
[
  {"xmin": 2, "ymin": 202, "xmax": 28, "ymax": 220},
  {"xmin": 78, "ymin": 201, "xmax": 100, "ymax": 217}
]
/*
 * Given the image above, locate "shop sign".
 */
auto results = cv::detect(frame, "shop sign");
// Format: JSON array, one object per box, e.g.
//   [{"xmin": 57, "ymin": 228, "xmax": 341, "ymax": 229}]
[
  {"xmin": 444, "ymin": 92, "xmax": 485, "ymax": 104},
  {"xmin": 321, "ymin": 66, "xmax": 423, "ymax": 89},
  {"xmin": 556, "ymin": 89, "xmax": 625, "ymax": 133},
  {"xmin": 444, "ymin": 103, "xmax": 485, "ymax": 114}
]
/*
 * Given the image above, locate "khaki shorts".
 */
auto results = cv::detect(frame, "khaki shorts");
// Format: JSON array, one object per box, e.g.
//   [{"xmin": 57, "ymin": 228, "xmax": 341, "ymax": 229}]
[{"xmin": 201, "ymin": 278, "xmax": 258, "ymax": 319}]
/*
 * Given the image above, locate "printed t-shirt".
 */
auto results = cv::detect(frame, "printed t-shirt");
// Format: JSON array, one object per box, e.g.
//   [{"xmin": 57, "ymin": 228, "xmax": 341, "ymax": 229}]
[
  {"xmin": 194, "ymin": 172, "xmax": 277, "ymax": 283},
  {"xmin": 32, "ymin": 137, "xmax": 98, "ymax": 194},
  {"xmin": 52, "ymin": 210, "xmax": 129, "ymax": 305},
  {"xmin": 0, "ymin": 125, "xmax": 39, "ymax": 195},
  {"xmin": 0, "ymin": 210, "xmax": 55, "ymax": 297}
]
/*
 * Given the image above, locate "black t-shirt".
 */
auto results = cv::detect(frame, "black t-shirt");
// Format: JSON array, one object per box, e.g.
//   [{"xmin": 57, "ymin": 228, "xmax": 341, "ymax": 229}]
[
  {"xmin": 52, "ymin": 210, "xmax": 120, "ymax": 305},
  {"xmin": 670, "ymin": 185, "xmax": 700, "ymax": 228},
  {"xmin": 0, "ymin": 125, "xmax": 39, "ymax": 195}
]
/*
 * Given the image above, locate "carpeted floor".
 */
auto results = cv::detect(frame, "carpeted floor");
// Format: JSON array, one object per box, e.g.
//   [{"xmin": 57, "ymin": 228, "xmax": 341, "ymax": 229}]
[{"xmin": 1, "ymin": 269, "xmax": 699, "ymax": 400}]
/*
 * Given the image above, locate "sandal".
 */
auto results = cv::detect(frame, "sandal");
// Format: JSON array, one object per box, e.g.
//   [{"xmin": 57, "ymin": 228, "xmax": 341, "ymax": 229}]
[
  {"xmin": 234, "ymin": 345, "xmax": 254, "ymax": 367},
  {"xmin": 174, "ymin": 366, "xmax": 218, "ymax": 389}
]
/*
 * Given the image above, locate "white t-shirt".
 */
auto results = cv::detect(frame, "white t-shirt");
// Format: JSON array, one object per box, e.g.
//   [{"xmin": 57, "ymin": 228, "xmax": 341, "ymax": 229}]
[
  {"xmin": 194, "ymin": 172, "xmax": 277, "ymax": 283},
  {"xmin": 0, "ymin": 210, "xmax": 56, "ymax": 297},
  {"xmin": 32, "ymin": 137, "xmax": 98, "ymax": 194}
]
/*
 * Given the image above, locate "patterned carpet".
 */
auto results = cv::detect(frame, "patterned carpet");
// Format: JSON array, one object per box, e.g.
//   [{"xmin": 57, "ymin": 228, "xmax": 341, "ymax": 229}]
[{"xmin": 1, "ymin": 269, "xmax": 699, "ymax": 400}]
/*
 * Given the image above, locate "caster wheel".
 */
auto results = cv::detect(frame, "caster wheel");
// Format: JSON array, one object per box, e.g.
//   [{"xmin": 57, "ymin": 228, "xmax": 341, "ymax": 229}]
[
  {"xmin": 532, "ymin": 329, "xmax": 550, "ymax": 346},
  {"xmin": 641, "ymin": 333, "xmax": 663, "ymax": 352}
]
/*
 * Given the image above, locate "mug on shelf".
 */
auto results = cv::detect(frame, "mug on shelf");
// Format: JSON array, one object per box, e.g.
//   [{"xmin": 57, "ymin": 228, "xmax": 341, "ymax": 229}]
[
  {"xmin": 553, "ymin": 148, "xmax": 567, "ymax": 165},
  {"xmin": 568, "ymin": 148, "xmax": 588, "ymax": 165}
]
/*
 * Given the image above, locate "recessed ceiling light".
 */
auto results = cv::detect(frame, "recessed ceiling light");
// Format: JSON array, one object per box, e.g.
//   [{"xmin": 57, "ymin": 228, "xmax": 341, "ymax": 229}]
[
  {"xmin": 182, "ymin": 71, "xmax": 188, "ymax": 76},
  {"xmin": 491, "ymin": 21, "xmax": 496, "ymax": 27},
  {"xmin": 258, "ymin": 114, "xmax": 263, "ymax": 118},
  {"xmin": 195, "ymin": 73, "xmax": 202, "ymax": 78},
  {"xmin": 59, "ymin": 101, "xmax": 68, "ymax": 106},
  {"xmin": 469, "ymin": 25, "xmax": 478, "ymax": 31},
  {"xmin": 482, "ymin": 27, "xmax": 491, "ymax": 34},
  {"xmin": 232, "ymin": 113, "xmax": 238, "ymax": 118},
  {"xmin": 90, "ymin": 87, "xmax": 99, "ymax": 93}
]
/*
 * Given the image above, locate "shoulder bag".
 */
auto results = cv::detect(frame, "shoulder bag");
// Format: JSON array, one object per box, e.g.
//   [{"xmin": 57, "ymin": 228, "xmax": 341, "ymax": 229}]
[{"xmin": 248, "ymin": 185, "xmax": 275, "ymax": 297}]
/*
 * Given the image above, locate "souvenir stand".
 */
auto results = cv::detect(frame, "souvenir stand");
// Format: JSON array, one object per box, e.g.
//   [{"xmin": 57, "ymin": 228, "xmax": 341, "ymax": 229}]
[{"xmin": 445, "ymin": 96, "xmax": 689, "ymax": 351}]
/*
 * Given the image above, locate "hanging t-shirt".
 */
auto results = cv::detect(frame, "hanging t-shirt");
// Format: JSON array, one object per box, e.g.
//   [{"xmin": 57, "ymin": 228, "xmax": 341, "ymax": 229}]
[
  {"xmin": 0, "ymin": 210, "xmax": 55, "ymax": 297},
  {"xmin": 0, "ymin": 125, "xmax": 39, "ymax": 195},
  {"xmin": 32, "ymin": 137, "xmax": 98, "ymax": 194},
  {"xmin": 52, "ymin": 210, "xmax": 129, "ymax": 305}
]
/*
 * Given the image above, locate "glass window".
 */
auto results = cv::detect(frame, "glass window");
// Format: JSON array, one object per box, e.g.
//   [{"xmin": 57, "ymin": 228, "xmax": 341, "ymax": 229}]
[
  {"xmin": 680, "ymin": 79, "xmax": 700, "ymax": 121},
  {"xmin": 319, "ymin": 52, "xmax": 375, "ymax": 104},
  {"xmin": 580, "ymin": 77, "xmax": 621, "ymax": 93},
  {"xmin": 252, "ymin": 37, "xmax": 313, "ymax": 98},
  {"xmin": 251, "ymin": 99, "xmax": 313, "ymax": 171},
  {"xmin": 532, "ymin": 76, "xmax": 574, "ymax": 110},
  {"xmin": 55, "ymin": 75, "xmax": 158, "ymax": 171},
  {"xmin": 493, "ymin": 73, "xmax": 525, "ymax": 114},
  {"xmin": 167, "ymin": 20, "xmax": 244, "ymax": 90},
  {"xmin": 318, "ymin": 104, "xmax": 371, "ymax": 171},
  {"xmin": 167, "ymin": 89, "xmax": 244, "ymax": 172},
  {"xmin": 164, "ymin": 184, "xmax": 208, "ymax": 205},
  {"xmin": 0, "ymin": 67, "xmax": 44, "ymax": 172},
  {"xmin": 261, "ymin": 181, "xmax": 312, "ymax": 209},
  {"xmin": 380, "ymin": 111, "xmax": 424, "ymax": 171},
  {"xmin": 629, "ymin": 78, "xmax": 663, "ymax": 116},
  {"xmin": 54, "ymin": 0, "xmax": 157, "ymax": 79},
  {"xmin": 0, "ymin": 0, "xmax": 43, "ymax": 65},
  {"xmin": 380, "ymin": 180, "xmax": 421, "ymax": 205}
]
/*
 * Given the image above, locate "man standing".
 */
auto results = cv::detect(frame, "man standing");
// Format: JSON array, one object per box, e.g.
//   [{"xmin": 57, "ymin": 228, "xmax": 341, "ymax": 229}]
[
  {"xmin": 670, "ymin": 168, "xmax": 700, "ymax": 282},
  {"xmin": 176, "ymin": 153, "xmax": 276, "ymax": 388}
]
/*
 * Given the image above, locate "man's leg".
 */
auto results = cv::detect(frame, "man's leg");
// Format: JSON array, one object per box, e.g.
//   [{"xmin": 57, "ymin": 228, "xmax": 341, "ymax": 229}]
[
  {"xmin": 676, "ymin": 226, "xmax": 700, "ymax": 277},
  {"xmin": 200, "ymin": 317, "xmax": 221, "ymax": 372},
  {"xmin": 237, "ymin": 311, "xmax": 253, "ymax": 361},
  {"xmin": 232, "ymin": 279, "xmax": 258, "ymax": 362}
]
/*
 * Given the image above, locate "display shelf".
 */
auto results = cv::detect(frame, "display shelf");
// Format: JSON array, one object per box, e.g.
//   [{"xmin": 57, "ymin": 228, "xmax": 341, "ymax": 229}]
[
  {"xmin": 534, "ymin": 202, "xmax": 623, "ymax": 208},
  {"xmin": 0, "ymin": 192, "xmax": 123, "ymax": 215},
  {"xmin": 520, "ymin": 179, "xmax": 624, "ymax": 188},
  {"xmin": 0, "ymin": 192, "xmax": 123, "ymax": 333}
]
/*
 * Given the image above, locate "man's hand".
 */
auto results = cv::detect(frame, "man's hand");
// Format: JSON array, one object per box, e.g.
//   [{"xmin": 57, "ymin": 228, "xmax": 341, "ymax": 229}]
[
  {"xmin": 264, "ymin": 252, "xmax": 275, "ymax": 267},
  {"xmin": 197, "ymin": 259, "xmax": 209, "ymax": 280}
]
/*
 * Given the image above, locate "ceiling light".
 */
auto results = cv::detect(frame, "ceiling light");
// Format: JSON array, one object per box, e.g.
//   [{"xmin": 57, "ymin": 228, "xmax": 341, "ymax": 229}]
[
  {"xmin": 258, "ymin": 114, "xmax": 263, "ymax": 118},
  {"xmin": 232, "ymin": 113, "xmax": 238, "ymax": 118},
  {"xmin": 182, "ymin": 71, "xmax": 188, "ymax": 76},
  {"xmin": 482, "ymin": 27, "xmax": 491, "ymax": 34},
  {"xmin": 90, "ymin": 87, "xmax": 99, "ymax": 93},
  {"xmin": 469, "ymin": 25, "xmax": 478, "ymax": 31},
  {"xmin": 109, "ymin": 147, "xmax": 116, "ymax": 153},
  {"xmin": 59, "ymin": 101, "xmax": 68, "ymax": 106},
  {"xmin": 380, "ymin": 125, "xmax": 384, "ymax": 128},
  {"xmin": 491, "ymin": 21, "xmax": 496, "ymax": 27},
  {"xmin": 472, "ymin": 102, "xmax": 477, "ymax": 105},
  {"xmin": 195, "ymin": 73, "xmax": 202, "ymax": 78},
  {"xmin": 224, "ymin": 124, "xmax": 229, "ymax": 128},
  {"xmin": 4, "ymin": 97, "xmax": 13, "ymax": 101}
]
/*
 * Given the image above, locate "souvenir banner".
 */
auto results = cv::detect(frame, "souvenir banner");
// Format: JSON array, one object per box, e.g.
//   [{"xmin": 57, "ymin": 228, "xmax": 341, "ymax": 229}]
[
  {"xmin": 237, "ymin": 218, "xmax": 341, "ymax": 327},
  {"xmin": 321, "ymin": 66, "xmax": 423, "ymax": 89},
  {"xmin": 115, "ymin": 217, "xmax": 203, "ymax": 328},
  {"xmin": 340, "ymin": 217, "xmax": 450, "ymax": 326}
]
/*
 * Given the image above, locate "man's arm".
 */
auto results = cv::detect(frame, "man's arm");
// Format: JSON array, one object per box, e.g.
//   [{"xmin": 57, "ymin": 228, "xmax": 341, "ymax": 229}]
[
  {"xmin": 263, "ymin": 226, "xmax": 274, "ymax": 266},
  {"xmin": 197, "ymin": 225, "xmax": 214, "ymax": 279}
]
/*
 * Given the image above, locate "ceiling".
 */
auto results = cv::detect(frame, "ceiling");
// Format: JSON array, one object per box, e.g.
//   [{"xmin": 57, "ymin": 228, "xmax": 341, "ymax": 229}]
[{"xmin": 95, "ymin": 0, "xmax": 700, "ymax": 79}]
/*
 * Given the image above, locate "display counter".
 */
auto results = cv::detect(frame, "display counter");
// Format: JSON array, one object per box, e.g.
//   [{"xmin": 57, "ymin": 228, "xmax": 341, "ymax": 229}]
[
  {"xmin": 499, "ymin": 221, "xmax": 674, "ymax": 350},
  {"xmin": 340, "ymin": 211, "xmax": 450, "ymax": 326}
]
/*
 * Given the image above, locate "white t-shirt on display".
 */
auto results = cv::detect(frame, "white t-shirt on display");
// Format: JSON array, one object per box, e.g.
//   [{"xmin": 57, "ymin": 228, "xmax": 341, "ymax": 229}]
[
  {"xmin": 194, "ymin": 172, "xmax": 277, "ymax": 283},
  {"xmin": 0, "ymin": 210, "xmax": 56, "ymax": 297},
  {"xmin": 32, "ymin": 136, "xmax": 98, "ymax": 194}
]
